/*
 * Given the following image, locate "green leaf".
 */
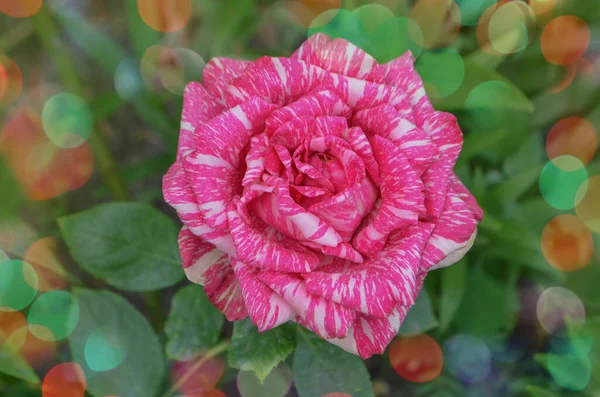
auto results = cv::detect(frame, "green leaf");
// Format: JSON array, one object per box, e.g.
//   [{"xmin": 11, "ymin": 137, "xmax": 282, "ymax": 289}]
[
  {"xmin": 454, "ymin": 268, "xmax": 519, "ymax": 336},
  {"xmin": 489, "ymin": 165, "xmax": 543, "ymax": 204},
  {"xmin": 525, "ymin": 385, "xmax": 561, "ymax": 397},
  {"xmin": 59, "ymin": 203, "xmax": 184, "ymax": 291},
  {"xmin": 125, "ymin": 0, "xmax": 162, "ymax": 59},
  {"xmin": 165, "ymin": 285, "xmax": 225, "ymax": 360},
  {"xmin": 0, "ymin": 344, "xmax": 40, "ymax": 384},
  {"xmin": 228, "ymin": 319, "xmax": 296, "ymax": 381},
  {"xmin": 293, "ymin": 329, "xmax": 373, "ymax": 397},
  {"xmin": 68, "ymin": 288, "xmax": 165, "ymax": 397},
  {"xmin": 439, "ymin": 259, "xmax": 467, "ymax": 333},
  {"xmin": 457, "ymin": 129, "xmax": 510, "ymax": 167},
  {"xmin": 432, "ymin": 60, "xmax": 534, "ymax": 113},
  {"xmin": 398, "ymin": 288, "xmax": 438, "ymax": 336}
]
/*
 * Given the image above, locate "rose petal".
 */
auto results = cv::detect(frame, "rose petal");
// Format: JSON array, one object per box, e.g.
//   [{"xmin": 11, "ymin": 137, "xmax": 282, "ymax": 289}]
[
  {"xmin": 418, "ymin": 111, "xmax": 463, "ymax": 217},
  {"xmin": 449, "ymin": 174, "xmax": 483, "ymax": 222},
  {"xmin": 178, "ymin": 82, "xmax": 225, "ymax": 159},
  {"xmin": 352, "ymin": 135, "xmax": 425, "ymax": 256},
  {"xmin": 242, "ymin": 134, "xmax": 269, "ymax": 186},
  {"xmin": 250, "ymin": 181, "xmax": 343, "ymax": 247},
  {"xmin": 178, "ymin": 227, "xmax": 247, "ymax": 321},
  {"xmin": 293, "ymin": 33, "xmax": 378, "ymax": 80},
  {"xmin": 203, "ymin": 58, "xmax": 251, "ymax": 104},
  {"xmin": 343, "ymin": 127, "xmax": 381, "ymax": 185},
  {"xmin": 258, "ymin": 271, "xmax": 357, "ymax": 339},
  {"xmin": 183, "ymin": 97, "xmax": 278, "ymax": 231},
  {"xmin": 227, "ymin": 199, "xmax": 321, "ymax": 272},
  {"xmin": 304, "ymin": 224, "xmax": 434, "ymax": 317},
  {"xmin": 327, "ymin": 305, "xmax": 409, "ymax": 359},
  {"xmin": 421, "ymin": 182, "xmax": 478, "ymax": 272},
  {"xmin": 265, "ymin": 90, "xmax": 352, "ymax": 137},
  {"xmin": 232, "ymin": 259, "xmax": 296, "ymax": 331},
  {"xmin": 163, "ymin": 162, "xmax": 236, "ymax": 254},
  {"xmin": 353, "ymin": 104, "xmax": 438, "ymax": 176},
  {"xmin": 226, "ymin": 57, "xmax": 329, "ymax": 107}
]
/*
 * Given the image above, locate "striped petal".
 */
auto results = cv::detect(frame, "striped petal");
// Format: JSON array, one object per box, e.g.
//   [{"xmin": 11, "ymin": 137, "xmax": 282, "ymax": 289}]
[
  {"xmin": 232, "ymin": 259, "xmax": 296, "ymax": 331},
  {"xmin": 421, "ymin": 182, "xmax": 478, "ymax": 272},
  {"xmin": 418, "ymin": 111, "xmax": 463, "ymax": 217},
  {"xmin": 265, "ymin": 90, "xmax": 352, "ymax": 137},
  {"xmin": 178, "ymin": 227, "xmax": 247, "ymax": 321},
  {"xmin": 353, "ymin": 105, "xmax": 438, "ymax": 176},
  {"xmin": 327, "ymin": 305, "xmax": 409, "ymax": 359},
  {"xmin": 226, "ymin": 57, "xmax": 329, "ymax": 107},
  {"xmin": 203, "ymin": 57, "xmax": 251, "ymax": 104},
  {"xmin": 227, "ymin": 199, "xmax": 321, "ymax": 273},
  {"xmin": 183, "ymin": 97, "xmax": 278, "ymax": 231},
  {"xmin": 450, "ymin": 174, "xmax": 484, "ymax": 222},
  {"xmin": 163, "ymin": 162, "xmax": 236, "ymax": 255},
  {"xmin": 258, "ymin": 272, "xmax": 357, "ymax": 339},
  {"xmin": 352, "ymin": 135, "xmax": 425, "ymax": 256},
  {"xmin": 304, "ymin": 224, "xmax": 434, "ymax": 317},
  {"xmin": 178, "ymin": 82, "xmax": 225, "ymax": 159},
  {"xmin": 292, "ymin": 33, "xmax": 378, "ymax": 80}
]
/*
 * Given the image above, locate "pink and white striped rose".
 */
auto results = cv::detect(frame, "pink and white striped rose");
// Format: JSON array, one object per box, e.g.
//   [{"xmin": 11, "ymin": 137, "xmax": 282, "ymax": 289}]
[{"xmin": 163, "ymin": 33, "xmax": 483, "ymax": 359}]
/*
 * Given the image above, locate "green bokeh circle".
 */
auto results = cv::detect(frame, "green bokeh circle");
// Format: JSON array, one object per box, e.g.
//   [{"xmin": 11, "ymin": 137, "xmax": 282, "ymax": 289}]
[
  {"xmin": 0, "ymin": 260, "xmax": 38, "ymax": 312},
  {"xmin": 84, "ymin": 327, "xmax": 128, "ymax": 372},
  {"xmin": 539, "ymin": 156, "xmax": 588, "ymax": 210},
  {"xmin": 28, "ymin": 290, "xmax": 80, "ymax": 341},
  {"xmin": 416, "ymin": 49, "xmax": 465, "ymax": 97},
  {"xmin": 42, "ymin": 93, "xmax": 93, "ymax": 148}
]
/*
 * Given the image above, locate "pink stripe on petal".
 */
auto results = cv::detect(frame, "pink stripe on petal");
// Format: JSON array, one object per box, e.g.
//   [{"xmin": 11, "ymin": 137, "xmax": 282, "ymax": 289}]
[
  {"xmin": 178, "ymin": 82, "xmax": 225, "ymax": 159},
  {"xmin": 258, "ymin": 271, "xmax": 357, "ymax": 339},
  {"xmin": 449, "ymin": 174, "xmax": 483, "ymax": 222},
  {"xmin": 178, "ymin": 227, "xmax": 247, "ymax": 321},
  {"xmin": 421, "ymin": 184, "xmax": 478, "ymax": 272},
  {"xmin": 226, "ymin": 57, "xmax": 329, "ymax": 107},
  {"xmin": 232, "ymin": 259, "xmax": 296, "ymax": 331},
  {"xmin": 163, "ymin": 162, "xmax": 236, "ymax": 254},
  {"xmin": 227, "ymin": 200, "xmax": 321, "ymax": 272},
  {"xmin": 327, "ymin": 305, "xmax": 409, "ymax": 359},
  {"xmin": 184, "ymin": 97, "xmax": 277, "ymax": 231},
  {"xmin": 343, "ymin": 127, "xmax": 381, "ymax": 185},
  {"xmin": 203, "ymin": 57, "xmax": 251, "ymax": 104},
  {"xmin": 293, "ymin": 34, "xmax": 378, "ymax": 80},
  {"xmin": 265, "ymin": 90, "xmax": 352, "ymax": 137},
  {"xmin": 353, "ymin": 105, "xmax": 438, "ymax": 176},
  {"xmin": 302, "ymin": 241, "xmax": 364, "ymax": 264},
  {"xmin": 309, "ymin": 176, "xmax": 378, "ymax": 242},
  {"xmin": 352, "ymin": 136, "xmax": 425, "ymax": 256},
  {"xmin": 242, "ymin": 134, "xmax": 269, "ymax": 186},
  {"xmin": 418, "ymin": 111, "xmax": 463, "ymax": 217},
  {"xmin": 304, "ymin": 224, "xmax": 433, "ymax": 317}
]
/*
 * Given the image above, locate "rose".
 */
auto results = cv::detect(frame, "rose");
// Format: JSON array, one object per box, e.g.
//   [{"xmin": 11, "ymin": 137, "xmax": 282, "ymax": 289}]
[{"xmin": 163, "ymin": 33, "xmax": 483, "ymax": 358}]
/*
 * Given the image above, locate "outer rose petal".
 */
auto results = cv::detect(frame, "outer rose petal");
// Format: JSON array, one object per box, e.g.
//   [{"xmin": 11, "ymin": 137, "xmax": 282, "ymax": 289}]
[
  {"xmin": 292, "ymin": 33, "xmax": 378, "ymax": 80},
  {"xmin": 421, "ymin": 182, "xmax": 478, "ymax": 271},
  {"xmin": 178, "ymin": 227, "xmax": 247, "ymax": 321},
  {"xmin": 304, "ymin": 224, "xmax": 434, "ymax": 317},
  {"xmin": 183, "ymin": 97, "xmax": 278, "ymax": 231},
  {"xmin": 232, "ymin": 259, "xmax": 296, "ymax": 331},
  {"xmin": 178, "ymin": 82, "xmax": 225, "ymax": 159},
  {"xmin": 450, "ymin": 174, "xmax": 484, "ymax": 222},
  {"xmin": 327, "ymin": 305, "xmax": 409, "ymax": 359},
  {"xmin": 418, "ymin": 111, "xmax": 463, "ymax": 217},
  {"xmin": 163, "ymin": 161, "xmax": 236, "ymax": 255},
  {"xmin": 352, "ymin": 135, "xmax": 425, "ymax": 256},
  {"xmin": 226, "ymin": 57, "xmax": 329, "ymax": 107},
  {"xmin": 202, "ymin": 58, "xmax": 251, "ymax": 104},
  {"xmin": 258, "ymin": 271, "xmax": 357, "ymax": 339}
]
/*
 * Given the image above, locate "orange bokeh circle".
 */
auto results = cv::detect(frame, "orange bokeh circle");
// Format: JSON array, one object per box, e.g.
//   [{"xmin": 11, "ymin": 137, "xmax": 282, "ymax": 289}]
[
  {"xmin": 0, "ymin": 56, "xmax": 23, "ymax": 106},
  {"xmin": 171, "ymin": 354, "xmax": 225, "ymax": 395},
  {"xmin": 546, "ymin": 117, "xmax": 597, "ymax": 165},
  {"xmin": 23, "ymin": 237, "xmax": 68, "ymax": 292},
  {"xmin": 541, "ymin": 214, "xmax": 594, "ymax": 272},
  {"xmin": 389, "ymin": 334, "xmax": 443, "ymax": 383},
  {"xmin": 42, "ymin": 363, "xmax": 86, "ymax": 397},
  {"xmin": 0, "ymin": 0, "xmax": 42, "ymax": 18},
  {"xmin": 138, "ymin": 0, "xmax": 192, "ymax": 33},
  {"xmin": 541, "ymin": 16, "xmax": 590, "ymax": 65},
  {"xmin": 6, "ymin": 325, "xmax": 57, "ymax": 367}
]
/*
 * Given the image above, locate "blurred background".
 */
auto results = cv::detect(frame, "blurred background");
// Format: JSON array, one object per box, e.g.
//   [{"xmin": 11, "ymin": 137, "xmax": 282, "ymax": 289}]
[{"xmin": 1, "ymin": 0, "xmax": 599, "ymax": 396}]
